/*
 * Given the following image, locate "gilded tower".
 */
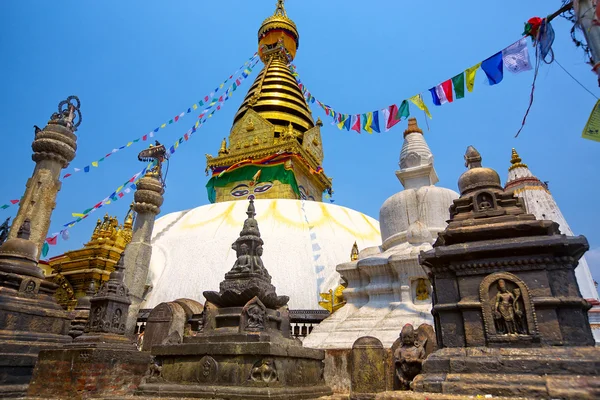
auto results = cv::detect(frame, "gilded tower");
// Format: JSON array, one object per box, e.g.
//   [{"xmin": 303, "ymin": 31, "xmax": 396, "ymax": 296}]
[{"xmin": 205, "ymin": 0, "xmax": 332, "ymax": 203}]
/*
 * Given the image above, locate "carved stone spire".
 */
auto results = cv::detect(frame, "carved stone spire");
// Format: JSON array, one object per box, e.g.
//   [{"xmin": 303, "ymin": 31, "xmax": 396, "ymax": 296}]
[{"xmin": 203, "ymin": 200, "xmax": 288, "ymax": 309}]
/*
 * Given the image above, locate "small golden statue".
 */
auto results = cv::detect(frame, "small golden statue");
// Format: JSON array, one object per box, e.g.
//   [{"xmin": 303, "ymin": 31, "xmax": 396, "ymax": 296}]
[
  {"xmin": 350, "ymin": 241, "xmax": 359, "ymax": 261},
  {"xmin": 246, "ymin": 119, "xmax": 255, "ymax": 132},
  {"xmin": 416, "ymin": 278, "xmax": 429, "ymax": 301},
  {"xmin": 319, "ymin": 282, "xmax": 347, "ymax": 313},
  {"xmin": 218, "ymin": 138, "xmax": 229, "ymax": 155}
]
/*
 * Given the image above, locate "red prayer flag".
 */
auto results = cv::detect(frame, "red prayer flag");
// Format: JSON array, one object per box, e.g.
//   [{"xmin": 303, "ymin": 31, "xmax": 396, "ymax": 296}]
[
  {"xmin": 46, "ymin": 236, "xmax": 58, "ymax": 245},
  {"xmin": 441, "ymin": 79, "xmax": 454, "ymax": 103},
  {"xmin": 236, "ymin": 79, "xmax": 241, "ymax": 85},
  {"xmin": 142, "ymin": 135, "xmax": 148, "ymax": 141},
  {"xmin": 184, "ymin": 133, "xmax": 189, "ymax": 141},
  {"xmin": 63, "ymin": 173, "xmax": 72, "ymax": 179},
  {"xmin": 219, "ymin": 96, "xmax": 223, "ymax": 102},
  {"xmin": 118, "ymin": 192, "xmax": 124, "ymax": 198},
  {"xmin": 174, "ymin": 116, "xmax": 179, "ymax": 122},
  {"xmin": 351, "ymin": 115, "xmax": 361, "ymax": 133},
  {"xmin": 9, "ymin": 199, "xmax": 19, "ymax": 204},
  {"xmin": 386, "ymin": 105, "xmax": 401, "ymax": 130},
  {"xmin": 204, "ymin": 96, "xmax": 209, "ymax": 102}
]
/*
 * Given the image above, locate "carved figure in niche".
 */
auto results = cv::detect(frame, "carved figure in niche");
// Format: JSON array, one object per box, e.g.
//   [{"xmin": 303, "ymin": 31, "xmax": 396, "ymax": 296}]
[
  {"xmin": 24, "ymin": 280, "xmax": 36, "ymax": 294},
  {"xmin": 254, "ymin": 245, "xmax": 268, "ymax": 276},
  {"xmin": 250, "ymin": 359, "xmax": 277, "ymax": 383},
  {"xmin": 394, "ymin": 324, "xmax": 426, "ymax": 390},
  {"xmin": 513, "ymin": 288, "xmax": 527, "ymax": 334},
  {"xmin": 91, "ymin": 306, "xmax": 104, "ymax": 329},
  {"xmin": 144, "ymin": 357, "xmax": 163, "ymax": 383},
  {"xmin": 232, "ymin": 243, "xmax": 252, "ymax": 273},
  {"xmin": 246, "ymin": 119, "xmax": 255, "ymax": 132},
  {"xmin": 477, "ymin": 192, "xmax": 494, "ymax": 211},
  {"xmin": 112, "ymin": 308, "xmax": 122, "ymax": 329},
  {"xmin": 415, "ymin": 278, "xmax": 430, "ymax": 301},
  {"xmin": 494, "ymin": 279, "xmax": 517, "ymax": 335},
  {"xmin": 246, "ymin": 303, "xmax": 265, "ymax": 331}
]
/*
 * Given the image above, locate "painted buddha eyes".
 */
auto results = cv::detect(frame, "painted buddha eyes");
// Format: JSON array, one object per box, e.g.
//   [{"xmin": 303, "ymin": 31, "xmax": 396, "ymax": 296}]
[{"xmin": 230, "ymin": 182, "xmax": 274, "ymax": 198}]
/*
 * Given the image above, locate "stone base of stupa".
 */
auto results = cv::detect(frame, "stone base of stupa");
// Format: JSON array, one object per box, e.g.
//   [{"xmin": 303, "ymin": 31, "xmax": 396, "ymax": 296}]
[
  {"xmin": 26, "ymin": 338, "xmax": 151, "ymax": 399},
  {"xmin": 412, "ymin": 346, "xmax": 600, "ymax": 399},
  {"xmin": 136, "ymin": 332, "xmax": 332, "ymax": 399}
]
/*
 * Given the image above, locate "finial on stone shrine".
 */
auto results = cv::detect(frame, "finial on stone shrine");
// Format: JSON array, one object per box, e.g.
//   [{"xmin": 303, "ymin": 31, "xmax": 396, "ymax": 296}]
[
  {"xmin": 246, "ymin": 198, "xmax": 257, "ymax": 220},
  {"xmin": 464, "ymin": 145, "xmax": 482, "ymax": 169},
  {"xmin": 351, "ymin": 241, "xmax": 359, "ymax": 261},
  {"xmin": 17, "ymin": 219, "xmax": 31, "ymax": 240},
  {"xmin": 403, "ymin": 117, "xmax": 423, "ymax": 137},
  {"xmin": 275, "ymin": 0, "xmax": 286, "ymax": 16},
  {"xmin": 50, "ymin": 96, "xmax": 82, "ymax": 132},
  {"xmin": 509, "ymin": 148, "xmax": 528, "ymax": 171}
]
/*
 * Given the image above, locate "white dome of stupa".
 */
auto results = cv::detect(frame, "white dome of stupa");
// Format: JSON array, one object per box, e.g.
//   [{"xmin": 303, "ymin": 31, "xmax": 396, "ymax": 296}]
[{"xmin": 143, "ymin": 199, "xmax": 381, "ymax": 310}]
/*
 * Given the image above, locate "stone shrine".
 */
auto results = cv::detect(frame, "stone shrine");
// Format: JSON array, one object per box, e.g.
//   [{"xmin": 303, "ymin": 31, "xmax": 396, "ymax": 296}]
[
  {"xmin": 304, "ymin": 119, "xmax": 458, "ymax": 349},
  {"xmin": 136, "ymin": 199, "xmax": 332, "ymax": 399},
  {"xmin": 27, "ymin": 252, "xmax": 151, "ymax": 399},
  {"xmin": 413, "ymin": 146, "xmax": 600, "ymax": 398}
]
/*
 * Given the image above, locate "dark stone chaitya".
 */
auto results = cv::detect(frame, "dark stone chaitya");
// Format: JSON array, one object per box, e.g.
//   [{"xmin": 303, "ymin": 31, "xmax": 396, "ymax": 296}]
[
  {"xmin": 27, "ymin": 253, "xmax": 151, "ymax": 399},
  {"xmin": 137, "ymin": 199, "xmax": 332, "ymax": 399},
  {"xmin": 0, "ymin": 220, "xmax": 72, "ymax": 398},
  {"xmin": 412, "ymin": 146, "xmax": 600, "ymax": 399}
]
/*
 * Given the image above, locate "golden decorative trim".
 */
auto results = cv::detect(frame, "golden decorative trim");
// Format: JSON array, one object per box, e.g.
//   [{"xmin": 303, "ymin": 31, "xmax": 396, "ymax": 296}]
[{"xmin": 509, "ymin": 148, "xmax": 528, "ymax": 171}]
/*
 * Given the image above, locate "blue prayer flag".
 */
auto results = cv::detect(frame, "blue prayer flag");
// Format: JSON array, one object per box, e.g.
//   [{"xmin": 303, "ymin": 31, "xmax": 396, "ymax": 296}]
[
  {"xmin": 429, "ymin": 87, "xmax": 441, "ymax": 106},
  {"xmin": 481, "ymin": 52, "xmax": 504, "ymax": 85}
]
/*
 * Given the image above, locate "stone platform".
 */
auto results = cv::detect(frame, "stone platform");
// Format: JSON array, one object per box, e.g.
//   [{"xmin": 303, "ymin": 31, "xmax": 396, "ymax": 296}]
[{"xmin": 413, "ymin": 346, "xmax": 600, "ymax": 399}]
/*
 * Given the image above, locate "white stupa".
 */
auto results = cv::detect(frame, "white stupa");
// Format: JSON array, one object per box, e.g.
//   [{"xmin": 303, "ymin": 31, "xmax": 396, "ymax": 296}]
[
  {"xmin": 505, "ymin": 148, "xmax": 599, "ymax": 341},
  {"xmin": 304, "ymin": 118, "xmax": 459, "ymax": 349}
]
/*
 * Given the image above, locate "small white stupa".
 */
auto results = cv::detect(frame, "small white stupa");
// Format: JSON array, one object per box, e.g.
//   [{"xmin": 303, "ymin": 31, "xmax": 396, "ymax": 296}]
[
  {"xmin": 505, "ymin": 148, "xmax": 600, "ymax": 341},
  {"xmin": 304, "ymin": 118, "xmax": 459, "ymax": 349}
]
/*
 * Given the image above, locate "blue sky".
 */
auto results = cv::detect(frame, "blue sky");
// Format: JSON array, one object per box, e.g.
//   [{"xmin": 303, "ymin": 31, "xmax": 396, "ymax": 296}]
[{"xmin": 1, "ymin": 1, "xmax": 598, "ymax": 287}]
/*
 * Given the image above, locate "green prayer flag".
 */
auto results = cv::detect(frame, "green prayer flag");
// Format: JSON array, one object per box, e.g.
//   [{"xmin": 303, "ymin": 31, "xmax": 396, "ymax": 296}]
[
  {"xmin": 199, "ymin": 101, "xmax": 204, "ymax": 106},
  {"xmin": 169, "ymin": 119, "xmax": 173, "ymax": 124},
  {"xmin": 233, "ymin": 83, "xmax": 237, "ymax": 91},
  {"xmin": 0, "ymin": 205, "xmax": 8, "ymax": 210},
  {"xmin": 452, "ymin": 72, "xmax": 465, "ymax": 99},
  {"xmin": 99, "ymin": 157, "xmax": 105, "ymax": 162},
  {"xmin": 42, "ymin": 242, "xmax": 49, "ymax": 258},
  {"xmin": 399, "ymin": 100, "xmax": 410, "ymax": 119},
  {"xmin": 133, "ymin": 138, "xmax": 140, "ymax": 143}
]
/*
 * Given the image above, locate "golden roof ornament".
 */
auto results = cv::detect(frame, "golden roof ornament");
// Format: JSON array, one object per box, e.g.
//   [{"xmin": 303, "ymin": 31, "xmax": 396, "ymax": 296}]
[
  {"xmin": 508, "ymin": 148, "xmax": 528, "ymax": 171},
  {"xmin": 351, "ymin": 241, "xmax": 359, "ymax": 261},
  {"xmin": 258, "ymin": 0, "xmax": 299, "ymax": 62},
  {"xmin": 218, "ymin": 138, "xmax": 229, "ymax": 155},
  {"xmin": 319, "ymin": 282, "xmax": 347, "ymax": 313},
  {"xmin": 404, "ymin": 117, "xmax": 423, "ymax": 137}
]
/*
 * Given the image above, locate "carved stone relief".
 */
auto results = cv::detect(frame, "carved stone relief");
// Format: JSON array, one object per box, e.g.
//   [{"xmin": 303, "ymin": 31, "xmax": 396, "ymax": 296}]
[
  {"xmin": 196, "ymin": 355, "xmax": 218, "ymax": 383},
  {"xmin": 250, "ymin": 359, "xmax": 278, "ymax": 383}
]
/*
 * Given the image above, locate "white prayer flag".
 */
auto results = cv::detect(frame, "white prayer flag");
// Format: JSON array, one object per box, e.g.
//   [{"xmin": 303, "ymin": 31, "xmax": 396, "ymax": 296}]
[
  {"xmin": 435, "ymin": 84, "xmax": 449, "ymax": 105},
  {"xmin": 502, "ymin": 38, "xmax": 533, "ymax": 74}
]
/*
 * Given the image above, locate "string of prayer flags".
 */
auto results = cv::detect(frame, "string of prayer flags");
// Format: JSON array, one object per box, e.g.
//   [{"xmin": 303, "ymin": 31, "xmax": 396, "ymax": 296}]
[
  {"xmin": 61, "ymin": 53, "xmax": 259, "ymax": 180},
  {"xmin": 289, "ymin": 35, "xmax": 532, "ymax": 134},
  {"xmin": 0, "ymin": 199, "xmax": 20, "ymax": 210}
]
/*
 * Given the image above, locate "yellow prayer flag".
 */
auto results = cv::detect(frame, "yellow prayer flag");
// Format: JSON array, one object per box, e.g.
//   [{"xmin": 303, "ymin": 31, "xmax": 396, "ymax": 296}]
[
  {"xmin": 116, "ymin": 185, "xmax": 123, "ymax": 193},
  {"xmin": 219, "ymin": 83, "xmax": 224, "ymax": 88},
  {"xmin": 409, "ymin": 95, "xmax": 432, "ymax": 119},
  {"xmin": 126, "ymin": 142, "xmax": 133, "ymax": 147},
  {"xmin": 91, "ymin": 161, "xmax": 99, "ymax": 167},
  {"xmin": 364, "ymin": 112, "xmax": 373, "ymax": 134},
  {"xmin": 161, "ymin": 123, "xmax": 167, "ymax": 128},
  {"xmin": 174, "ymin": 141, "xmax": 179, "ymax": 149},
  {"xmin": 193, "ymin": 104, "xmax": 198, "ymax": 110},
  {"xmin": 195, "ymin": 121, "xmax": 199, "ymax": 128},
  {"xmin": 105, "ymin": 200, "xmax": 111, "ymax": 205},
  {"xmin": 337, "ymin": 115, "xmax": 347, "ymax": 130},
  {"xmin": 582, "ymin": 99, "xmax": 600, "ymax": 142},
  {"xmin": 71, "ymin": 213, "xmax": 85, "ymax": 217},
  {"xmin": 465, "ymin": 62, "xmax": 481, "ymax": 93}
]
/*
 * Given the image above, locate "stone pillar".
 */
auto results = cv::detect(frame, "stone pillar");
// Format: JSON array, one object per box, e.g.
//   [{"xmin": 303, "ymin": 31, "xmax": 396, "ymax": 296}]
[
  {"xmin": 124, "ymin": 165, "xmax": 164, "ymax": 333},
  {"xmin": 0, "ymin": 220, "xmax": 72, "ymax": 397},
  {"xmin": 9, "ymin": 97, "xmax": 81, "ymax": 258}
]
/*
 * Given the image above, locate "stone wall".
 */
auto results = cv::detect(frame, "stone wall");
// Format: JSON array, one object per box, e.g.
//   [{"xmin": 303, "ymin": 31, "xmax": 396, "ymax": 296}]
[{"xmin": 27, "ymin": 348, "xmax": 149, "ymax": 399}]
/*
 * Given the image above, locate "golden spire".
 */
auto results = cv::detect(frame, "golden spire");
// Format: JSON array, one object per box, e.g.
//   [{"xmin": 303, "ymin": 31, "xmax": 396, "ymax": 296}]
[
  {"xmin": 218, "ymin": 138, "xmax": 229, "ymax": 155},
  {"xmin": 508, "ymin": 148, "xmax": 528, "ymax": 171},
  {"xmin": 403, "ymin": 117, "xmax": 423, "ymax": 137},
  {"xmin": 124, "ymin": 203, "xmax": 135, "ymax": 230},
  {"xmin": 351, "ymin": 241, "xmax": 359, "ymax": 261}
]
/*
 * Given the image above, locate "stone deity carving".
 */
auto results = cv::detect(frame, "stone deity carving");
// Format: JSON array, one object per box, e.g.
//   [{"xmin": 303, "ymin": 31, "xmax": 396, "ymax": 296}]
[
  {"xmin": 513, "ymin": 288, "xmax": 527, "ymax": 334},
  {"xmin": 250, "ymin": 359, "xmax": 277, "ymax": 383},
  {"xmin": 246, "ymin": 303, "xmax": 265, "ymax": 331},
  {"xmin": 394, "ymin": 324, "xmax": 426, "ymax": 390},
  {"xmin": 493, "ymin": 279, "xmax": 517, "ymax": 335},
  {"xmin": 232, "ymin": 243, "xmax": 252, "ymax": 273}
]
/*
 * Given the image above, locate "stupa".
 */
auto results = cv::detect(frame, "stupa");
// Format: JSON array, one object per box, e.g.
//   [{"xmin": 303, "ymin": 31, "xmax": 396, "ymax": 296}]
[
  {"xmin": 142, "ymin": 0, "xmax": 381, "ymax": 312},
  {"xmin": 304, "ymin": 119, "xmax": 458, "ymax": 349},
  {"xmin": 137, "ymin": 200, "xmax": 332, "ymax": 399},
  {"xmin": 505, "ymin": 148, "xmax": 600, "ymax": 340}
]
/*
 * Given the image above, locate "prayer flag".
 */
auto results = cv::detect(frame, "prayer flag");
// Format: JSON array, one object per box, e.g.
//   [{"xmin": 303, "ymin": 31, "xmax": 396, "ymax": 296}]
[
  {"xmin": 174, "ymin": 116, "xmax": 179, "ymax": 122},
  {"xmin": 343, "ymin": 114, "xmax": 352, "ymax": 131},
  {"xmin": 372, "ymin": 110, "xmax": 381, "ymax": 133},
  {"xmin": 91, "ymin": 161, "xmax": 99, "ymax": 167},
  {"xmin": 63, "ymin": 173, "xmax": 71, "ymax": 178},
  {"xmin": 9, "ymin": 199, "xmax": 18, "ymax": 204},
  {"xmin": 46, "ymin": 235, "xmax": 57, "ymax": 245},
  {"xmin": 118, "ymin": 192, "xmax": 124, "ymax": 198},
  {"xmin": 61, "ymin": 230, "xmax": 69, "ymax": 241},
  {"xmin": 84, "ymin": 166, "xmax": 90, "ymax": 173},
  {"xmin": 161, "ymin": 124, "xmax": 166, "ymax": 128},
  {"xmin": 399, "ymin": 100, "xmax": 410, "ymax": 120},
  {"xmin": 142, "ymin": 134, "xmax": 148, "ymax": 141},
  {"xmin": 74, "ymin": 168, "xmax": 81, "ymax": 172},
  {"xmin": 42, "ymin": 242, "xmax": 49, "ymax": 257},
  {"xmin": 582, "ymin": 99, "xmax": 600, "ymax": 142},
  {"xmin": 363, "ymin": 112, "xmax": 373, "ymax": 134},
  {"xmin": 452, "ymin": 73, "xmax": 465, "ymax": 99},
  {"xmin": 184, "ymin": 133, "xmax": 189, "ymax": 141},
  {"xmin": 539, "ymin": 20, "xmax": 555, "ymax": 60},
  {"xmin": 71, "ymin": 213, "xmax": 85, "ymax": 217},
  {"xmin": 337, "ymin": 114, "xmax": 347, "ymax": 130},
  {"xmin": 481, "ymin": 52, "xmax": 504, "ymax": 85},
  {"xmin": 409, "ymin": 95, "xmax": 432, "ymax": 119},
  {"xmin": 351, "ymin": 115, "xmax": 361, "ymax": 133},
  {"xmin": 386, "ymin": 104, "xmax": 401, "ymax": 130},
  {"xmin": 465, "ymin": 63, "xmax": 481, "ymax": 92},
  {"xmin": 382, "ymin": 108, "xmax": 391, "ymax": 132},
  {"xmin": 204, "ymin": 96, "xmax": 209, "ymax": 102},
  {"xmin": 170, "ymin": 145, "xmax": 175, "ymax": 154},
  {"xmin": 193, "ymin": 104, "xmax": 198, "ymax": 110},
  {"xmin": 169, "ymin": 119, "xmax": 173, "ymax": 124},
  {"xmin": 429, "ymin": 87, "xmax": 441, "ymax": 106},
  {"xmin": 502, "ymin": 38, "xmax": 532, "ymax": 74},
  {"xmin": 441, "ymin": 79, "xmax": 454, "ymax": 103}
]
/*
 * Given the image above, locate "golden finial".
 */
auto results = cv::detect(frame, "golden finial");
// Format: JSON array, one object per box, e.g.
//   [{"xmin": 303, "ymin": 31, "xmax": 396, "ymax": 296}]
[
  {"xmin": 316, "ymin": 117, "xmax": 323, "ymax": 127},
  {"xmin": 508, "ymin": 148, "xmax": 528, "ymax": 171},
  {"xmin": 403, "ymin": 117, "xmax": 423, "ymax": 137},
  {"xmin": 275, "ymin": 0, "xmax": 286, "ymax": 16},
  {"xmin": 218, "ymin": 138, "xmax": 229, "ymax": 155},
  {"xmin": 124, "ymin": 203, "xmax": 135, "ymax": 229},
  {"xmin": 351, "ymin": 241, "xmax": 359, "ymax": 261}
]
